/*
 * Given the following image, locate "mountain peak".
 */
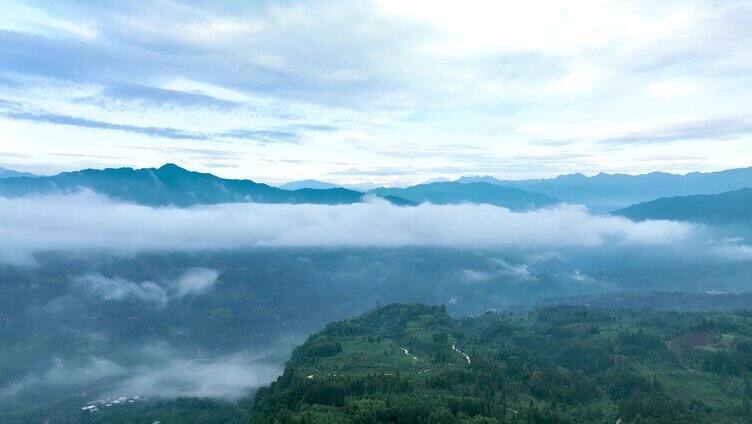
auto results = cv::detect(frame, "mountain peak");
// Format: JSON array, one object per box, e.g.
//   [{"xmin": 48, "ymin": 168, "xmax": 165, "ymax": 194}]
[
  {"xmin": 279, "ymin": 179, "xmax": 342, "ymax": 190},
  {"xmin": 554, "ymin": 172, "xmax": 587, "ymax": 181},
  {"xmin": 456, "ymin": 175, "xmax": 503, "ymax": 185},
  {"xmin": 158, "ymin": 163, "xmax": 188, "ymax": 172}
]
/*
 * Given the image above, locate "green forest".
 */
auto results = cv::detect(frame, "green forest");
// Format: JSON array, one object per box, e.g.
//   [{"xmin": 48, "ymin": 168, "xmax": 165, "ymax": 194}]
[
  {"xmin": 250, "ymin": 303, "xmax": 752, "ymax": 423},
  {"xmin": 7, "ymin": 301, "xmax": 752, "ymax": 423}
]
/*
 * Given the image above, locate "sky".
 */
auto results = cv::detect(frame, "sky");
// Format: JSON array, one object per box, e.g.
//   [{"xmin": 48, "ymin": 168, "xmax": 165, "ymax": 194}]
[{"xmin": 0, "ymin": 0, "xmax": 751, "ymax": 186}]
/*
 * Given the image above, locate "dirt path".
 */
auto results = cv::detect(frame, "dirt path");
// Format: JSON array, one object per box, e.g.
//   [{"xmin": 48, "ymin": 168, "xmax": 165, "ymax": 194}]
[
  {"xmin": 451, "ymin": 343, "xmax": 471, "ymax": 364},
  {"xmin": 401, "ymin": 347, "xmax": 418, "ymax": 360}
]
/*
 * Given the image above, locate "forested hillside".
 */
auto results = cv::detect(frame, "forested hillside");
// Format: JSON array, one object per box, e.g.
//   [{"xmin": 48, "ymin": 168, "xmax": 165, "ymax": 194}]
[{"xmin": 251, "ymin": 304, "xmax": 752, "ymax": 423}]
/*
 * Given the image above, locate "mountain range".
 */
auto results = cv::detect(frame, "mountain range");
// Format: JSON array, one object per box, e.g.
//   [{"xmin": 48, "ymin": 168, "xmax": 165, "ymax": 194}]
[
  {"xmin": 0, "ymin": 164, "xmax": 410, "ymax": 207},
  {"xmin": 0, "ymin": 166, "xmax": 36, "ymax": 178},
  {"xmin": 278, "ymin": 179, "xmax": 343, "ymax": 191},
  {"xmin": 280, "ymin": 179, "xmax": 380, "ymax": 192},
  {"xmin": 249, "ymin": 166, "xmax": 752, "ymax": 223},
  {"xmin": 1, "ymin": 164, "xmax": 751, "ymax": 224},
  {"xmin": 371, "ymin": 181, "xmax": 559, "ymax": 210},
  {"xmin": 279, "ymin": 180, "xmax": 560, "ymax": 210},
  {"xmin": 614, "ymin": 187, "xmax": 752, "ymax": 225},
  {"xmin": 0, "ymin": 164, "xmax": 555, "ymax": 211},
  {"xmin": 459, "ymin": 167, "xmax": 752, "ymax": 212}
]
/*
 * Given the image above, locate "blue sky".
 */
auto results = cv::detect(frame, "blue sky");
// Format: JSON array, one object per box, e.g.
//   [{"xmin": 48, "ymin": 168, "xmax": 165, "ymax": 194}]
[{"xmin": 0, "ymin": 0, "xmax": 751, "ymax": 185}]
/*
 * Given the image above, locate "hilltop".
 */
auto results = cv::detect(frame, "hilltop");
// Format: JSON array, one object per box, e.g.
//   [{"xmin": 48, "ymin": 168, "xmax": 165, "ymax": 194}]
[{"xmin": 250, "ymin": 303, "xmax": 752, "ymax": 423}]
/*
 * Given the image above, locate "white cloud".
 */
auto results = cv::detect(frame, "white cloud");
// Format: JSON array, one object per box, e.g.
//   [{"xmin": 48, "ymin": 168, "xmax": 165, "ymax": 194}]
[
  {"xmin": 0, "ymin": 357, "xmax": 125, "ymax": 398},
  {"xmin": 73, "ymin": 268, "xmax": 221, "ymax": 303},
  {"xmin": 0, "ymin": 348, "xmax": 287, "ymax": 401},
  {"xmin": 0, "ymin": 193, "xmax": 693, "ymax": 265},
  {"xmin": 460, "ymin": 259, "xmax": 537, "ymax": 284},
  {"xmin": 173, "ymin": 268, "xmax": 220, "ymax": 297},
  {"xmin": 491, "ymin": 259, "xmax": 537, "ymax": 282},
  {"xmin": 0, "ymin": 1, "xmax": 100, "ymax": 40},
  {"xmin": 0, "ymin": 193, "xmax": 695, "ymax": 261},
  {"xmin": 77, "ymin": 273, "xmax": 168, "ymax": 305},
  {"xmin": 713, "ymin": 243, "xmax": 752, "ymax": 262},
  {"xmin": 374, "ymin": 0, "xmax": 696, "ymax": 56},
  {"xmin": 112, "ymin": 354, "xmax": 282, "ymax": 400}
]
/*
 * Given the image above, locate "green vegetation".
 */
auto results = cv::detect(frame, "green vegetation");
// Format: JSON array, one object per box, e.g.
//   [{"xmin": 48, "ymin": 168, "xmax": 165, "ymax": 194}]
[{"xmin": 251, "ymin": 303, "xmax": 752, "ymax": 423}]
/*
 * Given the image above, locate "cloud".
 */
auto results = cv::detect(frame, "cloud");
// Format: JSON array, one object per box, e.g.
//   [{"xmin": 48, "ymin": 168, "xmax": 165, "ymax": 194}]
[
  {"xmin": 600, "ymin": 115, "xmax": 752, "ymax": 145},
  {"xmin": 460, "ymin": 259, "xmax": 536, "ymax": 283},
  {"xmin": 0, "ymin": 192, "xmax": 693, "ymax": 264},
  {"xmin": 218, "ymin": 128, "xmax": 299, "ymax": 143},
  {"xmin": 0, "ymin": 109, "xmax": 210, "ymax": 140},
  {"xmin": 491, "ymin": 258, "xmax": 537, "ymax": 282},
  {"xmin": 288, "ymin": 124, "xmax": 339, "ymax": 132},
  {"xmin": 713, "ymin": 243, "xmax": 752, "ymax": 262},
  {"xmin": 0, "ymin": 107, "xmax": 302, "ymax": 143},
  {"xmin": 73, "ymin": 268, "xmax": 221, "ymax": 303},
  {"xmin": 173, "ymin": 268, "xmax": 220, "ymax": 297},
  {"xmin": 112, "ymin": 353, "xmax": 282, "ymax": 400},
  {"xmin": 76, "ymin": 273, "xmax": 168, "ymax": 305},
  {"xmin": 1, "ymin": 357, "xmax": 126, "ymax": 398},
  {"xmin": 102, "ymin": 83, "xmax": 239, "ymax": 109},
  {"xmin": 0, "ymin": 348, "xmax": 286, "ymax": 401}
]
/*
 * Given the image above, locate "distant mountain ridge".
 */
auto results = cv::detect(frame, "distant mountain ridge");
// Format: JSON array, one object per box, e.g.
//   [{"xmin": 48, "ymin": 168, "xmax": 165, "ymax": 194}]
[
  {"xmin": 0, "ymin": 166, "xmax": 36, "ymax": 178},
  {"xmin": 613, "ymin": 187, "xmax": 752, "ymax": 225},
  {"xmin": 0, "ymin": 164, "xmax": 558, "ymax": 210},
  {"xmin": 3, "ymin": 164, "xmax": 751, "ymax": 215},
  {"xmin": 458, "ymin": 167, "xmax": 752, "ymax": 212},
  {"xmin": 0, "ymin": 164, "xmax": 408, "ymax": 207},
  {"xmin": 278, "ymin": 179, "xmax": 378, "ymax": 192},
  {"xmin": 278, "ymin": 179, "xmax": 343, "ymax": 191},
  {"xmin": 369, "ymin": 181, "xmax": 559, "ymax": 210}
]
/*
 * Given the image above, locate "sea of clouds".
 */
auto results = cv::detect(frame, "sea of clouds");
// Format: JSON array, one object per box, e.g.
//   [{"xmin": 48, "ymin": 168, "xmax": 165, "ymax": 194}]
[{"xmin": 0, "ymin": 192, "xmax": 693, "ymax": 265}]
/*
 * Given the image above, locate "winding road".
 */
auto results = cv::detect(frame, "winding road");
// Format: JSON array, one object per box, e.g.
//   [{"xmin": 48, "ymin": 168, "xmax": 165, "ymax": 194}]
[
  {"xmin": 400, "ymin": 347, "xmax": 418, "ymax": 360},
  {"xmin": 451, "ymin": 343, "xmax": 471, "ymax": 364}
]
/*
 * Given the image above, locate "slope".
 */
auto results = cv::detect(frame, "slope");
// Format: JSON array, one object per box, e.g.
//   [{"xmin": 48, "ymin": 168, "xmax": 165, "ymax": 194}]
[
  {"xmin": 613, "ymin": 188, "xmax": 752, "ymax": 225},
  {"xmin": 251, "ymin": 303, "xmax": 752, "ymax": 423}
]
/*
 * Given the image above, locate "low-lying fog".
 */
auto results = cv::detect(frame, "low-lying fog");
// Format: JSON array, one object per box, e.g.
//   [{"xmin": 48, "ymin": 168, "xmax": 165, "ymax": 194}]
[
  {"xmin": 1, "ymin": 342, "xmax": 295, "ymax": 401},
  {"xmin": 0, "ymin": 192, "xmax": 695, "ymax": 265}
]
